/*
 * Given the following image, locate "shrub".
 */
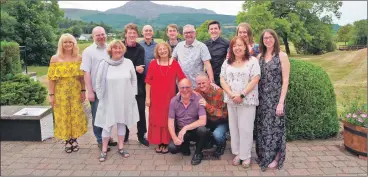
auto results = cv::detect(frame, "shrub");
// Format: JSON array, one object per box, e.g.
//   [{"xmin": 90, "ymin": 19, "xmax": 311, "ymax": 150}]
[
  {"xmin": 0, "ymin": 41, "xmax": 22, "ymax": 79},
  {"xmin": 286, "ymin": 59, "xmax": 339, "ymax": 140},
  {"xmin": 0, "ymin": 74, "xmax": 47, "ymax": 105}
]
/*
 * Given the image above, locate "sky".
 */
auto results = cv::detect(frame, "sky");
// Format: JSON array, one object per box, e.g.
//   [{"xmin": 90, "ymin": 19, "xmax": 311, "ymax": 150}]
[{"xmin": 58, "ymin": 1, "xmax": 367, "ymax": 25}]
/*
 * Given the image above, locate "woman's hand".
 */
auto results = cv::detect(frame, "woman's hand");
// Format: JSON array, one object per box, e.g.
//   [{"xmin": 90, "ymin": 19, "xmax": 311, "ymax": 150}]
[
  {"xmin": 145, "ymin": 98, "xmax": 151, "ymax": 107},
  {"xmin": 49, "ymin": 95, "xmax": 55, "ymax": 107},
  {"xmin": 80, "ymin": 92, "xmax": 86, "ymax": 103},
  {"xmin": 276, "ymin": 103, "xmax": 285, "ymax": 116},
  {"xmin": 232, "ymin": 95, "xmax": 243, "ymax": 104}
]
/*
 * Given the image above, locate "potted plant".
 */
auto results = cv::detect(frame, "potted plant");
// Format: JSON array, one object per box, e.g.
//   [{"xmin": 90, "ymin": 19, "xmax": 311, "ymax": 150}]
[{"xmin": 341, "ymin": 103, "xmax": 368, "ymax": 157}]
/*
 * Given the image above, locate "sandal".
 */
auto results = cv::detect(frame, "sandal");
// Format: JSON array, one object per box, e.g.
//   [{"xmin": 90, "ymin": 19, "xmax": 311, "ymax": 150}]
[
  {"xmin": 155, "ymin": 144, "xmax": 163, "ymax": 153},
  {"xmin": 118, "ymin": 148, "xmax": 130, "ymax": 158},
  {"xmin": 99, "ymin": 151, "xmax": 107, "ymax": 162},
  {"xmin": 161, "ymin": 144, "xmax": 169, "ymax": 154},
  {"xmin": 241, "ymin": 158, "xmax": 251, "ymax": 168},
  {"xmin": 71, "ymin": 138, "xmax": 79, "ymax": 152},
  {"xmin": 232, "ymin": 155, "xmax": 241, "ymax": 166},
  {"xmin": 64, "ymin": 139, "xmax": 73, "ymax": 153}
]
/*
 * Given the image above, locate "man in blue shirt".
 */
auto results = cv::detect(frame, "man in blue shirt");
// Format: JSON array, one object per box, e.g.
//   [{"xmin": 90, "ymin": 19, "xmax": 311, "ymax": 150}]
[{"xmin": 138, "ymin": 25, "xmax": 157, "ymax": 77}]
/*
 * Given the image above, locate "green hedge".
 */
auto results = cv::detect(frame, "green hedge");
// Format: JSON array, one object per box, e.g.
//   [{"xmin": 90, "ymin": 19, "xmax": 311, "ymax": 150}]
[
  {"xmin": 0, "ymin": 41, "xmax": 22, "ymax": 79},
  {"xmin": 286, "ymin": 59, "xmax": 339, "ymax": 140},
  {"xmin": 0, "ymin": 74, "xmax": 47, "ymax": 105}
]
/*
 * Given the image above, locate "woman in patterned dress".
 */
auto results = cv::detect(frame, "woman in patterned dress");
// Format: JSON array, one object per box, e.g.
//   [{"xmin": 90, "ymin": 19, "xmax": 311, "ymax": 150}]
[
  {"xmin": 255, "ymin": 29, "xmax": 290, "ymax": 171},
  {"xmin": 220, "ymin": 36, "xmax": 261, "ymax": 168},
  {"xmin": 47, "ymin": 33, "xmax": 88, "ymax": 153}
]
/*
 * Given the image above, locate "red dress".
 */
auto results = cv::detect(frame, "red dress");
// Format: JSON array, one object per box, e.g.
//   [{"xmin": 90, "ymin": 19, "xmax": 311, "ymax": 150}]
[{"xmin": 145, "ymin": 59, "xmax": 186, "ymax": 145}]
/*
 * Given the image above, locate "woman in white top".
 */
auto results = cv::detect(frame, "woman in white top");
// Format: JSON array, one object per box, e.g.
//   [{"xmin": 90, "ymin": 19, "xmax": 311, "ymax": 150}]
[
  {"xmin": 220, "ymin": 36, "xmax": 261, "ymax": 168},
  {"xmin": 95, "ymin": 40, "xmax": 139, "ymax": 162}
]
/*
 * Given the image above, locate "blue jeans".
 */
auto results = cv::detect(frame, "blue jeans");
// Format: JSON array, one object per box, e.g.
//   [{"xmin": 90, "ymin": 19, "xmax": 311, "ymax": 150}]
[
  {"xmin": 90, "ymin": 93, "xmax": 102, "ymax": 144},
  {"xmin": 208, "ymin": 123, "xmax": 229, "ymax": 145}
]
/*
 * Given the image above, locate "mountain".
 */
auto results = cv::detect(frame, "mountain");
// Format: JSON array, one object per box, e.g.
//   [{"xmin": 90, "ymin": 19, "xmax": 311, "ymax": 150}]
[
  {"xmin": 104, "ymin": 1, "xmax": 216, "ymax": 19},
  {"xmin": 62, "ymin": 8, "xmax": 102, "ymax": 20}
]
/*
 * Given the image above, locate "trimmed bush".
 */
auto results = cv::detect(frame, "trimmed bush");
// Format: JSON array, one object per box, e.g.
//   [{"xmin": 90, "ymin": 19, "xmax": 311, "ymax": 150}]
[
  {"xmin": 286, "ymin": 59, "xmax": 339, "ymax": 140},
  {"xmin": 0, "ymin": 41, "xmax": 22, "ymax": 79},
  {"xmin": 0, "ymin": 74, "xmax": 47, "ymax": 105}
]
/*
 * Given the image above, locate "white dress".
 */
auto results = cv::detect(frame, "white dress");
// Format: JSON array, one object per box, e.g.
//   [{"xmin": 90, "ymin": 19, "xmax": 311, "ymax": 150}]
[{"xmin": 94, "ymin": 59, "xmax": 139, "ymax": 132}]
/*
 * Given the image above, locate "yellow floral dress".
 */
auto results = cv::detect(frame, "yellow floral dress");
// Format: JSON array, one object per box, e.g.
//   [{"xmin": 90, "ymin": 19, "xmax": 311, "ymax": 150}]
[{"xmin": 47, "ymin": 61, "xmax": 88, "ymax": 140}]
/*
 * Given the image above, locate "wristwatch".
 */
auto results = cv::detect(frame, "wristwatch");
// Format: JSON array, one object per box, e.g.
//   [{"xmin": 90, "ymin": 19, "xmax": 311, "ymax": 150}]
[{"xmin": 240, "ymin": 94, "xmax": 245, "ymax": 98}]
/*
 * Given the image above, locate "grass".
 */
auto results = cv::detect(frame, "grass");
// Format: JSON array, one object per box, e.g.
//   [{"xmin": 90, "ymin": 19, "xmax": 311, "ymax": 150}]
[{"xmin": 27, "ymin": 66, "xmax": 49, "ymax": 77}]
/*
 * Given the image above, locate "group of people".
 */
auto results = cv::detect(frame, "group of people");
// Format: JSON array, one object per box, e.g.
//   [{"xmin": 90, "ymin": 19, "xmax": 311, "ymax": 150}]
[{"xmin": 47, "ymin": 20, "xmax": 290, "ymax": 171}]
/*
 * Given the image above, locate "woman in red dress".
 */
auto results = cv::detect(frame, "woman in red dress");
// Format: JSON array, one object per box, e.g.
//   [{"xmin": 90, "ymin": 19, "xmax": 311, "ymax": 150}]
[{"xmin": 145, "ymin": 42, "xmax": 186, "ymax": 153}]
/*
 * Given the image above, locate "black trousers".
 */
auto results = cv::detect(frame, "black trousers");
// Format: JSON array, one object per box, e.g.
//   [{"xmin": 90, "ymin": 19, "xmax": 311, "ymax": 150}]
[
  {"xmin": 125, "ymin": 95, "xmax": 147, "ymax": 139},
  {"xmin": 168, "ymin": 126, "xmax": 209, "ymax": 154}
]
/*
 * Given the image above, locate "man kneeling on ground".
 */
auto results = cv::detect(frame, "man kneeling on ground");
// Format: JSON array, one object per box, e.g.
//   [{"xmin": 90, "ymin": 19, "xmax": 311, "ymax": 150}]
[{"xmin": 168, "ymin": 78, "xmax": 209, "ymax": 165}]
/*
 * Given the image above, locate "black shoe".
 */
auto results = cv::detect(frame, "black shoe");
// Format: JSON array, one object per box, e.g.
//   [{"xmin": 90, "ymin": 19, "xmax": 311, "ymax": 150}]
[
  {"xmin": 108, "ymin": 138, "xmax": 117, "ymax": 146},
  {"xmin": 214, "ymin": 143, "xmax": 226, "ymax": 157},
  {"xmin": 138, "ymin": 137, "xmax": 149, "ymax": 146},
  {"xmin": 191, "ymin": 153, "xmax": 203, "ymax": 165},
  {"xmin": 181, "ymin": 147, "xmax": 191, "ymax": 156},
  {"xmin": 98, "ymin": 143, "xmax": 111, "ymax": 152},
  {"xmin": 124, "ymin": 132, "xmax": 129, "ymax": 142}
]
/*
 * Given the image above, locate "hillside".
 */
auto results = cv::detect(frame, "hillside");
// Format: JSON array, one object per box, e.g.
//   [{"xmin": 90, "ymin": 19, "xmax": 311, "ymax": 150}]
[
  {"xmin": 105, "ymin": 1, "xmax": 216, "ymax": 19},
  {"xmin": 62, "ymin": 8, "xmax": 102, "ymax": 20}
]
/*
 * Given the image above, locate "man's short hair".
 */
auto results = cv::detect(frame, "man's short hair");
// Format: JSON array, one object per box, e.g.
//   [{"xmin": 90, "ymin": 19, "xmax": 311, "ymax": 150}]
[
  {"xmin": 207, "ymin": 20, "xmax": 221, "ymax": 30},
  {"xmin": 124, "ymin": 23, "xmax": 139, "ymax": 35},
  {"xmin": 196, "ymin": 72, "xmax": 209, "ymax": 79},
  {"xmin": 183, "ymin": 24, "xmax": 196, "ymax": 33},
  {"xmin": 166, "ymin": 24, "xmax": 178, "ymax": 33}
]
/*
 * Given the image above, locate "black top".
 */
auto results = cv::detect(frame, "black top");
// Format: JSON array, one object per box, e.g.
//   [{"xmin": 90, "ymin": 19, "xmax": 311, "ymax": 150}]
[
  {"xmin": 204, "ymin": 37, "xmax": 229, "ymax": 85},
  {"xmin": 123, "ymin": 41, "xmax": 146, "ymax": 96}
]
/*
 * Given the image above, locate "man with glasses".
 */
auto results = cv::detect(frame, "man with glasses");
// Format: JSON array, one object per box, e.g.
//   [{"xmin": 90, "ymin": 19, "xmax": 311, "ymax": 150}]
[
  {"xmin": 81, "ymin": 26, "xmax": 117, "ymax": 151},
  {"xmin": 167, "ymin": 78, "xmax": 209, "ymax": 165},
  {"xmin": 172, "ymin": 24, "xmax": 215, "ymax": 88},
  {"xmin": 195, "ymin": 72, "xmax": 228, "ymax": 158}
]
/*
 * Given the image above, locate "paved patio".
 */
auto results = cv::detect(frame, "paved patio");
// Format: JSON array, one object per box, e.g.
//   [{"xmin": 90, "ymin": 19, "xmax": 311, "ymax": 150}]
[{"xmin": 1, "ymin": 120, "xmax": 367, "ymax": 176}]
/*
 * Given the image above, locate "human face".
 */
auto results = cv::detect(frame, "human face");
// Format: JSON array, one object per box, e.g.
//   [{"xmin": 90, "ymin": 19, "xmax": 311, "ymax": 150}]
[
  {"xmin": 183, "ymin": 27, "xmax": 196, "ymax": 44},
  {"xmin": 111, "ymin": 45, "xmax": 124, "ymax": 59},
  {"xmin": 125, "ymin": 29, "xmax": 138, "ymax": 44},
  {"xmin": 208, "ymin": 24, "xmax": 221, "ymax": 40},
  {"xmin": 237, "ymin": 26, "xmax": 248, "ymax": 41},
  {"xmin": 142, "ymin": 26, "xmax": 153, "ymax": 40},
  {"xmin": 195, "ymin": 76, "xmax": 211, "ymax": 93},
  {"xmin": 62, "ymin": 39, "xmax": 74, "ymax": 51},
  {"xmin": 178, "ymin": 80, "xmax": 193, "ymax": 99},
  {"xmin": 263, "ymin": 32, "xmax": 275, "ymax": 48},
  {"xmin": 167, "ymin": 27, "xmax": 178, "ymax": 40},
  {"xmin": 93, "ymin": 29, "xmax": 106, "ymax": 46},
  {"xmin": 232, "ymin": 39, "xmax": 246, "ymax": 58},
  {"xmin": 158, "ymin": 45, "xmax": 169, "ymax": 59}
]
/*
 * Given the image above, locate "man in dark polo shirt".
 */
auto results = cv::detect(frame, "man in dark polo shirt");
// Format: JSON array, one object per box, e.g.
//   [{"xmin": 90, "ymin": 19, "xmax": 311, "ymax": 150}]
[
  {"xmin": 123, "ymin": 23, "xmax": 149, "ymax": 146},
  {"xmin": 204, "ymin": 20, "xmax": 229, "ymax": 87},
  {"xmin": 166, "ymin": 24, "xmax": 182, "ymax": 51},
  {"xmin": 168, "ymin": 78, "xmax": 209, "ymax": 165}
]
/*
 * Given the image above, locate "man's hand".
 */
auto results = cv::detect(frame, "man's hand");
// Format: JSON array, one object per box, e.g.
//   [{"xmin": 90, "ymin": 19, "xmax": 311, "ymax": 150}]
[
  {"xmin": 87, "ymin": 91, "xmax": 95, "ymax": 102},
  {"xmin": 199, "ymin": 98, "xmax": 207, "ymax": 107},
  {"xmin": 136, "ymin": 65, "xmax": 145, "ymax": 74},
  {"xmin": 177, "ymin": 128, "xmax": 187, "ymax": 142},
  {"xmin": 173, "ymin": 136, "xmax": 183, "ymax": 146}
]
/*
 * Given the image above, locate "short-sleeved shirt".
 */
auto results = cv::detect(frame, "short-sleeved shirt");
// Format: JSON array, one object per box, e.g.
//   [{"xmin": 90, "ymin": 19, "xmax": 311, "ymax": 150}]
[
  {"xmin": 204, "ymin": 37, "xmax": 229, "ymax": 80},
  {"xmin": 138, "ymin": 39, "xmax": 157, "ymax": 76},
  {"xmin": 172, "ymin": 40, "xmax": 211, "ymax": 88},
  {"xmin": 168, "ymin": 93, "xmax": 206, "ymax": 129},
  {"xmin": 80, "ymin": 43, "xmax": 109, "ymax": 92},
  {"xmin": 220, "ymin": 57, "xmax": 261, "ymax": 106}
]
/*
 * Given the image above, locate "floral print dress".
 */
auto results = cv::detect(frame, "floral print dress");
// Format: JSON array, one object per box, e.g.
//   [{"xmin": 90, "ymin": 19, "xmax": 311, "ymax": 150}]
[{"xmin": 47, "ymin": 61, "xmax": 88, "ymax": 140}]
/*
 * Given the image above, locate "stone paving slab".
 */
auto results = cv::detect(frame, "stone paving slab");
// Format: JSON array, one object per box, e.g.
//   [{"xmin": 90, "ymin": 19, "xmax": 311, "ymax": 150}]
[{"xmin": 1, "ymin": 120, "xmax": 367, "ymax": 176}]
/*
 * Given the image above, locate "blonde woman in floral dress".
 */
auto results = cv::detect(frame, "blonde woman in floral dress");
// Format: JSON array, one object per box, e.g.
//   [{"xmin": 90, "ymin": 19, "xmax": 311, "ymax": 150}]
[{"xmin": 47, "ymin": 33, "xmax": 88, "ymax": 153}]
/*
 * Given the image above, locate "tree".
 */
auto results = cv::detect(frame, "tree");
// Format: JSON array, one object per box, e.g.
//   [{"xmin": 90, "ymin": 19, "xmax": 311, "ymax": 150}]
[
  {"xmin": 0, "ymin": 11, "xmax": 18, "ymax": 42},
  {"xmin": 351, "ymin": 20, "xmax": 368, "ymax": 45},
  {"xmin": 237, "ymin": 0, "xmax": 342, "ymax": 55},
  {"xmin": 1, "ymin": 0, "xmax": 64, "ymax": 65},
  {"xmin": 337, "ymin": 24, "xmax": 353, "ymax": 45},
  {"xmin": 195, "ymin": 20, "xmax": 211, "ymax": 42},
  {"xmin": 71, "ymin": 26, "xmax": 82, "ymax": 38}
]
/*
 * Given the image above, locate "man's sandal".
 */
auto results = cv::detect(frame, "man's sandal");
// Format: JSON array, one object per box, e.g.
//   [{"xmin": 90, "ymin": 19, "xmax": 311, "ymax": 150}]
[
  {"xmin": 118, "ymin": 149, "xmax": 130, "ymax": 158},
  {"xmin": 99, "ymin": 151, "xmax": 107, "ymax": 162}
]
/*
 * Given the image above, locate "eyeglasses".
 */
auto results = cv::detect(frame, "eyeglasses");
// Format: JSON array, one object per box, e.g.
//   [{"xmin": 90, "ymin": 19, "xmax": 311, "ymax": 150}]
[
  {"xmin": 263, "ymin": 36, "xmax": 274, "ymax": 41},
  {"xmin": 183, "ymin": 31, "xmax": 195, "ymax": 35},
  {"xmin": 179, "ymin": 86, "xmax": 191, "ymax": 90}
]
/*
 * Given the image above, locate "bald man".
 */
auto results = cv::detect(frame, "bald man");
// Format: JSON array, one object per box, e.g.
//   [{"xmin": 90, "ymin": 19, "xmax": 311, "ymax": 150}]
[
  {"xmin": 80, "ymin": 26, "xmax": 117, "ymax": 151},
  {"xmin": 167, "ymin": 78, "xmax": 209, "ymax": 165},
  {"xmin": 138, "ymin": 25, "xmax": 157, "ymax": 76}
]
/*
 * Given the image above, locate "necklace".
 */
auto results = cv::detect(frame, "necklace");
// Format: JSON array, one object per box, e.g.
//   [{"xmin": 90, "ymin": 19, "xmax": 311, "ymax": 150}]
[{"xmin": 158, "ymin": 59, "xmax": 170, "ymax": 76}]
